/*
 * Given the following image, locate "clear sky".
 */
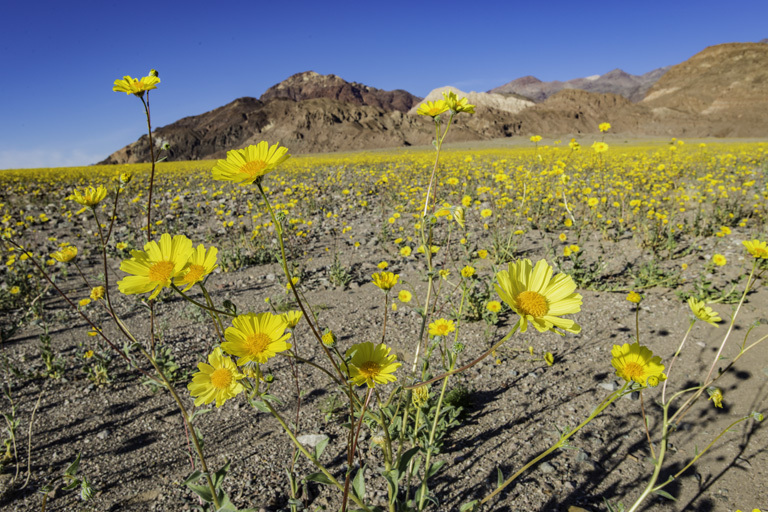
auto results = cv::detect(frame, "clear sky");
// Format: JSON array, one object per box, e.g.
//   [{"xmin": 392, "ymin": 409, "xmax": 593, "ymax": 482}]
[{"xmin": 1, "ymin": 0, "xmax": 766, "ymax": 169}]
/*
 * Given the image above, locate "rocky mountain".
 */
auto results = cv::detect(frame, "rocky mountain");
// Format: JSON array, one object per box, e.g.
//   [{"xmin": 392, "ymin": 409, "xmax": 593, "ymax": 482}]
[
  {"xmin": 641, "ymin": 43, "xmax": 768, "ymax": 136},
  {"xmin": 490, "ymin": 67, "xmax": 670, "ymax": 102},
  {"xmin": 100, "ymin": 42, "xmax": 768, "ymax": 164},
  {"xmin": 260, "ymin": 71, "xmax": 420, "ymax": 113},
  {"xmin": 409, "ymin": 86, "xmax": 534, "ymax": 115}
]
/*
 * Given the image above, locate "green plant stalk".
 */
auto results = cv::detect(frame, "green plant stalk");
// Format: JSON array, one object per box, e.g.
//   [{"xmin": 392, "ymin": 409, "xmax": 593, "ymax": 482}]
[
  {"xmin": 671, "ymin": 260, "xmax": 757, "ymax": 424},
  {"xmin": 142, "ymin": 348, "xmax": 220, "ymax": 510},
  {"xmin": 341, "ymin": 387, "xmax": 373, "ymax": 512},
  {"xmin": 263, "ymin": 398, "xmax": 373, "ymax": 512},
  {"xmin": 481, "ymin": 382, "xmax": 630, "ymax": 506},
  {"xmin": 661, "ymin": 319, "xmax": 695, "ymax": 404},
  {"xmin": 626, "ymin": 398, "xmax": 671, "ymax": 512},
  {"xmin": 139, "ymin": 95, "xmax": 157, "ymax": 242}
]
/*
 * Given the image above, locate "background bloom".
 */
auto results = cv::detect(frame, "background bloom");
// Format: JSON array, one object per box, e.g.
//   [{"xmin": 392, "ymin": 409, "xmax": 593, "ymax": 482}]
[
  {"xmin": 212, "ymin": 141, "xmax": 290, "ymax": 185},
  {"xmin": 222, "ymin": 312, "xmax": 292, "ymax": 365},
  {"xmin": 611, "ymin": 342, "xmax": 666, "ymax": 387},
  {"xmin": 188, "ymin": 348, "xmax": 244, "ymax": 407},
  {"xmin": 117, "ymin": 234, "xmax": 193, "ymax": 299},
  {"xmin": 346, "ymin": 342, "xmax": 401, "ymax": 387}
]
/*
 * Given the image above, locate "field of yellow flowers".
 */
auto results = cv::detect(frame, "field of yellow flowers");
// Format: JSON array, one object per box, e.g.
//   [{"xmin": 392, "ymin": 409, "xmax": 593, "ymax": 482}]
[{"xmin": 1, "ymin": 138, "xmax": 767, "ymax": 511}]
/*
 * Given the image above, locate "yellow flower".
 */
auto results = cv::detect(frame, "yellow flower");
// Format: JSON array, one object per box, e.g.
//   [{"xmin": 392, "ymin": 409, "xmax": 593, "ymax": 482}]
[
  {"xmin": 494, "ymin": 259, "xmax": 582, "ymax": 335},
  {"xmin": 688, "ymin": 297, "xmax": 721, "ymax": 326},
  {"xmin": 400, "ymin": 246, "xmax": 412, "ymax": 257},
  {"xmin": 187, "ymin": 348, "xmax": 245, "ymax": 407},
  {"xmin": 90, "ymin": 286, "xmax": 105, "ymax": 301},
  {"xmin": 592, "ymin": 141, "xmax": 609, "ymax": 153},
  {"xmin": 563, "ymin": 247, "xmax": 572, "ymax": 257},
  {"xmin": 221, "ymin": 312, "xmax": 292, "ymax": 365},
  {"xmin": 598, "ymin": 122, "xmax": 611, "ymax": 133},
  {"xmin": 175, "ymin": 244, "xmax": 218, "ymax": 291},
  {"xmin": 79, "ymin": 298, "xmax": 91, "ymax": 307},
  {"xmin": 743, "ymin": 239, "xmax": 768, "ymax": 259},
  {"xmin": 51, "ymin": 245, "xmax": 77, "ymax": 263},
  {"xmin": 116, "ymin": 242, "xmax": 128, "ymax": 251},
  {"xmin": 453, "ymin": 206, "xmax": 466, "ymax": 228},
  {"xmin": 9, "ymin": 286, "xmax": 20, "ymax": 295},
  {"xmin": 113, "ymin": 74, "xmax": 160, "ymax": 97},
  {"xmin": 480, "ymin": 209, "xmax": 492, "ymax": 218},
  {"xmin": 568, "ymin": 139, "xmax": 580, "ymax": 151},
  {"xmin": 712, "ymin": 254, "xmax": 727, "ymax": 266},
  {"xmin": 438, "ymin": 269, "xmax": 450, "ymax": 280},
  {"xmin": 398, "ymin": 290, "xmax": 412, "ymax": 303},
  {"xmin": 321, "ymin": 329, "xmax": 337, "ymax": 347},
  {"xmin": 477, "ymin": 249, "xmax": 488, "ymax": 259},
  {"xmin": 530, "ymin": 135, "xmax": 542, "ymax": 143},
  {"xmin": 486, "ymin": 300, "xmax": 501, "ymax": 313},
  {"xmin": 416, "ymin": 100, "xmax": 449, "ymax": 118},
  {"xmin": 569, "ymin": 244, "xmax": 580, "ymax": 253},
  {"xmin": 707, "ymin": 387, "xmax": 724, "ymax": 408},
  {"xmin": 611, "ymin": 342, "xmax": 666, "ymax": 387},
  {"xmin": 461, "ymin": 265, "xmax": 475, "ymax": 278},
  {"xmin": 626, "ymin": 291, "xmax": 642, "ymax": 304},
  {"xmin": 564, "ymin": 218, "xmax": 573, "ymax": 227},
  {"xmin": 281, "ymin": 310, "xmax": 303, "ymax": 329},
  {"xmin": 346, "ymin": 342, "xmax": 401, "ymax": 388},
  {"xmin": 212, "ymin": 141, "xmax": 291, "ymax": 185},
  {"xmin": 587, "ymin": 197, "xmax": 600, "ymax": 207},
  {"xmin": 461, "ymin": 195, "xmax": 472, "ymax": 207},
  {"xmin": 442, "ymin": 91, "xmax": 475, "ymax": 114},
  {"xmin": 84, "ymin": 350, "xmax": 94, "ymax": 359},
  {"xmin": 70, "ymin": 185, "xmax": 108, "ymax": 208},
  {"xmin": 544, "ymin": 352, "xmax": 555, "ymax": 366},
  {"xmin": 372, "ymin": 271, "xmax": 399, "ymax": 291},
  {"xmin": 429, "ymin": 318, "xmax": 455, "ymax": 337},
  {"xmin": 377, "ymin": 261, "xmax": 389, "ymax": 270},
  {"xmin": 117, "ymin": 233, "xmax": 193, "ymax": 299},
  {"xmin": 558, "ymin": 233, "xmax": 567, "ymax": 242},
  {"xmin": 411, "ymin": 385, "xmax": 429, "ymax": 407}
]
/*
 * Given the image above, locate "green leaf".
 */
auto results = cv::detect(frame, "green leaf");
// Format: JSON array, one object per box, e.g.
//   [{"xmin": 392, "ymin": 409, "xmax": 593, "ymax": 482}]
[
  {"xmin": 304, "ymin": 472, "xmax": 334, "ymax": 486},
  {"xmin": 64, "ymin": 452, "xmax": 81, "ymax": 477},
  {"xmin": 654, "ymin": 489, "xmax": 677, "ymax": 501},
  {"xmin": 314, "ymin": 436, "xmax": 330, "ymax": 460},
  {"xmin": 251, "ymin": 399, "xmax": 270, "ymax": 413},
  {"xmin": 460, "ymin": 500, "xmax": 479, "ymax": 512},
  {"xmin": 380, "ymin": 470, "xmax": 398, "ymax": 501},
  {"xmin": 426, "ymin": 460, "xmax": 445, "ymax": 479},
  {"xmin": 396, "ymin": 447, "xmax": 421, "ymax": 476},
  {"xmin": 496, "ymin": 467, "xmax": 504, "ymax": 488},
  {"xmin": 352, "ymin": 467, "xmax": 365, "ymax": 500}
]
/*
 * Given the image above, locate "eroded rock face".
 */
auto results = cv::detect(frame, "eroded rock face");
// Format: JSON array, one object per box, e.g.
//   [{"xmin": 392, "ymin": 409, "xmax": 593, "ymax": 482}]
[{"xmin": 260, "ymin": 71, "xmax": 421, "ymax": 113}]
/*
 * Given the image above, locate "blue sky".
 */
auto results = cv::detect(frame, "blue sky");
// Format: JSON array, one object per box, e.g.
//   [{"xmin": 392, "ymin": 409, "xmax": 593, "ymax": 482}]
[{"xmin": 1, "ymin": 0, "xmax": 767, "ymax": 169}]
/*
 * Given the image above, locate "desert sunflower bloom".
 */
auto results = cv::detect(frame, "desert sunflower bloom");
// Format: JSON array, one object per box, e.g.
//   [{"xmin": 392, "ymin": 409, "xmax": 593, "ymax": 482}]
[
  {"xmin": 688, "ymin": 297, "xmax": 722, "ymax": 326},
  {"xmin": 212, "ymin": 141, "xmax": 291, "ymax": 185},
  {"xmin": 442, "ymin": 90, "xmax": 475, "ymax": 114},
  {"xmin": 611, "ymin": 342, "xmax": 666, "ymax": 387},
  {"xmin": 495, "ymin": 259, "xmax": 582, "ymax": 335},
  {"xmin": 429, "ymin": 318, "xmax": 455, "ymax": 337},
  {"xmin": 416, "ymin": 100, "xmax": 449, "ymax": 118},
  {"xmin": 174, "ymin": 244, "xmax": 218, "ymax": 291},
  {"xmin": 345, "ymin": 342, "xmax": 401, "ymax": 388},
  {"xmin": 222, "ymin": 312, "xmax": 292, "ymax": 365},
  {"xmin": 69, "ymin": 185, "xmax": 108, "ymax": 208},
  {"xmin": 598, "ymin": 122, "xmax": 611, "ymax": 132},
  {"xmin": 743, "ymin": 239, "xmax": 768, "ymax": 259},
  {"xmin": 281, "ymin": 310, "xmax": 303, "ymax": 329},
  {"xmin": 188, "ymin": 348, "xmax": 245, "ymax": 407},
  {"xmin": 372, "ymin": 271, "xmax": 399, "ymax": 292},
  {"xmin": 592, "ymin": 141, "xmax": 609, "ymax": 153},
  {"xmin": 113, "ymin": 75, "xmax": 161, "ymax": 97},
  {"xmin": 117, "ymin": 234, "xmax": 193, "ymax": 299},
  {"xmin": 51, "ymin": 245, "xmax": 77, "ymax": 263}
]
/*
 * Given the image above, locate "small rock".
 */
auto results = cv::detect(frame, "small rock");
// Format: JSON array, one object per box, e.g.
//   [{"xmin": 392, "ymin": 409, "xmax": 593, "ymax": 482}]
[
  {"xmin": 538, "ymin": 461, "xmax": 555, "ymax": 473},
  {"xmin": 97, "ymin": 429, "xmax": 110, "ymax": 440},
  {"xmin": 528, "ymin": 372, "xmax": 539, "ymax": 379},
  {"xmin": 575, "ymin": 450, "xmax": 590, "ymax": 462},
  {"xmin": 265, "ymin": 274, "xmax": 275, "ymax": 282},
  {"xmin": 598, "ymin": 381, "xmax": 619, "ymax": 391},
  {"xmin": 509, "ymin": 370, "xmax": 519, "ymax": 377},
  {"xmin": 296, "ymin": 434, "xmax": 328, "ymax": 449}
]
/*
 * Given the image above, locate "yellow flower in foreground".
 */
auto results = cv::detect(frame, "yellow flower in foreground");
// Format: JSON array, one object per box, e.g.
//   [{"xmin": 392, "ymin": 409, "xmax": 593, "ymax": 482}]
[
  {"xmin": 187, "ymin": 348, "xmax": 245, "ymax": 407},
  {"xmin": 743, "ymin": 239, "xmax": 768, "ymax": 259},
  {"xmin": 592, "ymin": 141, "xmax": 609, "ymax": 153},
  {"xmin": 212, "ymin": 141, "xmax": 291, "ymax": 185},
  {"xmin": 174, "ymin": 244, "xmax": 218, "ymax": 291},
  {"xmin": 495, "ymin": 259, "xmax": 582, "ymax": 335},
  {"xmin": 222, "ymin": 312, "xmax": 292, "ymax": 365},
  {"xmin": 346, "ymin": 342, "xmax": 401, "ymax": 388},
  {"xmin": 626, "ymin": 291, "xmax": 642, "ymax": 304},
  {"xmin": 611, "ymin": 342, "xmax": 666, "ymax": 387},
  {"xmin": 461, "ymin": 265, "xmax": 475, "ymax": 278},
  {"xmin": 117, "ymin": 234, "xmax": 193, "ymax": 299},
  {"xmin": 429, "ymin": 318, "xmax": 455, "ymax": 337},
  {"xmin": 51, "ymin": 245, "xmax": 77, "ymax": 263},
  {"xmin": 70, "ymin": 185, "xmax": 107, "ymax": 208},
  {"xmin": 688, "ymin": 297, "xmax": 722, "ymax": 326},
  {"xmin": 598, "ymin": 122, "xmax": 611, "ymax": 132},
  {"xmin": 712, "ymin": 254, "xmax": 727, "ymax": 266},
  {"xmin": 416, "ymin": 100, "xmax": 449, "ymax": 118},
  {"xmin": 113, "ymin": 74, "xmax": 161, "ymax": 97},
  {"xmin": 372, "ymin": 271, "xmax": 399, "ymax": 292},
  {"xmin": 398, "ymin": 290, "xmax": 412, "ymax": 303},
  {"xmin": 90, "ymin": 286, "xmax": 105, "ymax": 301},
  {"xmin": 442, "ymin": 90, "xmax": 475, "ymax": 114}
]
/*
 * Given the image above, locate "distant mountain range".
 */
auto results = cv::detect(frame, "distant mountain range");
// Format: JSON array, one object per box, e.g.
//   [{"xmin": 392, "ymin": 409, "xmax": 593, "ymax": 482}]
[{"xmin": 100, "ymin": 42, "xmax": 768, "ymax": 164}]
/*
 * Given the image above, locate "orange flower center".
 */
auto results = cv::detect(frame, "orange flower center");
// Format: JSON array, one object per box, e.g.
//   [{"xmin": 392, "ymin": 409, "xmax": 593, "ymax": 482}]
[
  {"xmin": 427, "ymin": 107, "xmax": 442, "ymax": 116},
  {"xmin": 148, "ymin": 260, "xmax": 175, "ymax": 282},
  {"xmin": 183, "ymin": 264, "xmax": 206, "ymax": 284},
  {"xmin": 436, "ymin": 324, "xmax": 450, "ymax": 335},
  {"xmin": 622, "ymin": 362, "xmax": 645, "ymax": 381},
  {"xmin": 240, "ymin": 160, "xmax": 268, "ymax": 177},
  {"xmin": 210, "ymin": 368, "xmax": 233, "ymax": 389},
  {"xmin": 245, "ymin": 333, "xmax": 272, "ymax": 356},
  {"xmin": 358, "ymin": 361, "xmax": 381, "ymax": 378},
  {"xmin": 516, "ymin": 291, "xmax": 548, "ymax": 318}
]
